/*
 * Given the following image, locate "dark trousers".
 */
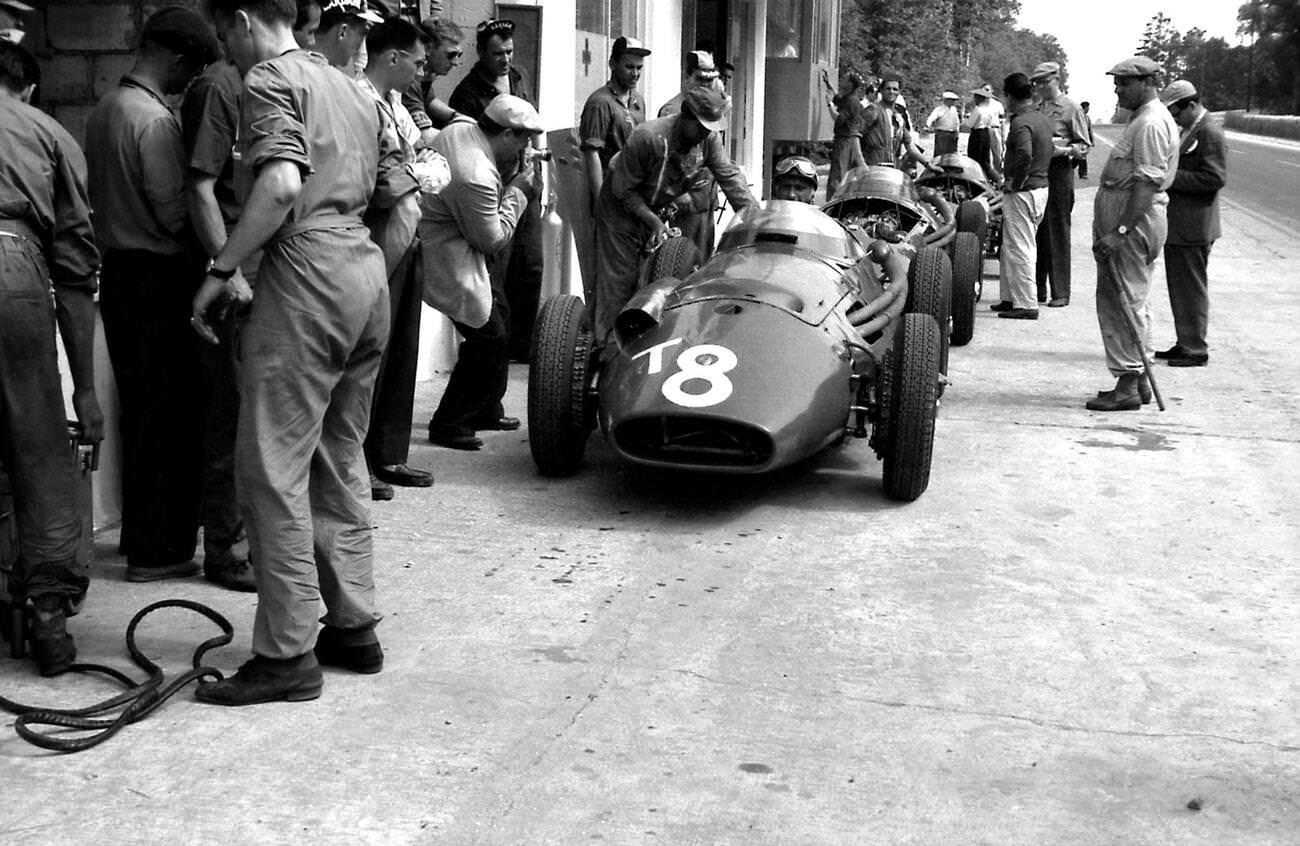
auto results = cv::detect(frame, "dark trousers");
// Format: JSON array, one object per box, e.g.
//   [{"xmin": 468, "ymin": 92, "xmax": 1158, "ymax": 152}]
[
  {"xmin": 430, "ymin": 288, "xmax": 509, "ymax": 438},
  {"xmin": 499, "ymin": 193, "xmax": 544, "ymax": 362},
  {"xmin": 1163, "ymin": 242, "xmax": 1212, "ymax": 357},
  {"xmin": 933, "ymin": 130, "xmax": 958, "ymax": 155},
  {"xmin": 100, "ymin": 249, "xmax": 204, "ymax": 568},
  {"xmin": 967, "ymin": 128, "xmax": 995, "ymax": 181},
  {"xmin": 198, "ymin": 303, "xmax": 244, "ymax": 564},
  {"xmin": 1035, "ymin": 158, "xmax": 1076, "ymax": 301},
  {"xmin": 0, "ymin": 234, "xmax": 86, "ymax": 601},
  {"xmin": 366, "ymin": 242, "xmax": 423, "ymax": 468}
]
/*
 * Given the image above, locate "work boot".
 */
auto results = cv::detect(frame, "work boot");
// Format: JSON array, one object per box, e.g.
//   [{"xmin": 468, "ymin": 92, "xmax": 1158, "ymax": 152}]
[
  {"xmin": 1086, "ymin": 372, "xmax": 1142, "ymax": 411},
  {"xmin": 194, "ymin": 653, "xmax": 323, "ymax": 706},
  {"xmin": 314, "ymin": 625, "xmax": 384, "ymax": 674},
  {"xmin": 30, "ymin": 595, "xmax": 76, "ymax": 677},
  {"xmin": 204, "ymin": 554, "xmax": 257, "ymax": 593},
  {"xmin": 1097, "ymin": 373, "xmax": 1152, "ymax": 404}
]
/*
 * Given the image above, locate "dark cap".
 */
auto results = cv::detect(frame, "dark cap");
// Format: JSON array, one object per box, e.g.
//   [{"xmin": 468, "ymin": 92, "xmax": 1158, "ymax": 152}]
[
  {"xmin": 681, "ymin": 84, "xmax": 730, "ymax": 131},
  {"xmin": 0, "ymin": 1, "xmax": 34, "ymax": 14},
  {"xmin": 611, "ymin": 35, "xmax": 650, "ymax": 59},
  {"xmin": 141, "ymin": 6, "xmax": 221, "ymax": 65},
  {"xmin": 476, "ymin": 18, "xmax": 515, "ymax": 40},
  {"xmin": 1107, "ymin": 55, "xmax": 1163, "ymax": 78},
  {"xmin": 1029, "ymin": 61, "xmax": 1060, "ymax": 81}
]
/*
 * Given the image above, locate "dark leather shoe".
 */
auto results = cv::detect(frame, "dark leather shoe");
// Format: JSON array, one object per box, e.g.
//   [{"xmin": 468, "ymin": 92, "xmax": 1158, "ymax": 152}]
[
  {"xmin": 1047, "ymin": 297, "xmax": 1069, "ymax": 308},
  {"xmin": 370, "ymin": 474, "xmax": 394, "ymax": 501},
  {"xmin": 315, "ymin": 626, "xmax": 383, "ymax": 674},
  {"xmin": 195, "ymin": 654, "xmax": 323, "ymax": 706},
  {"xmin": 30, "ymin": 596, "xmax": 75, "ymax": 677},
  {"xmin": 473, "ymin": 416, "xmax": 521, "ymax": 431},
  {"xmin": 1167, "ymin": 353, "xmax": 1208, "ymax": 367},
  {"xmin": 126, "ymin": 560, "xmax": 201, "ymax": 582},
  {"xmin": 989, "ymin": 300, "xmax": 1014, "ymax": 312},
  {"xmin": 1087, "ymin": 374, "xmax": 1142, "ymax": 411},
  {"xmin": 429, "ymin": 428, "xmax": 483, "ymax": 450},
  {"xmin": 997, "ymin": 308, "xmax": 1039, "ymax": 320},
  {"xmin": 375, "ymin": 463, "xmax": 433, "ymax": 487},
  {"xmin": 1154, "ymin": 344, "xmax": 1187, "ymax": 360},
  {"xmin": 204, "ymin": 555, "xmax": 257, "ymax": 593}
]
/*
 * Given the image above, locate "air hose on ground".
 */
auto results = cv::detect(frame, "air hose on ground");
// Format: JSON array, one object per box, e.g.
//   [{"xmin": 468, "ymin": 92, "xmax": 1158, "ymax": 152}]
[{"xmin": 0, "ymin": 599, "xmax": 233, "ymax": 753}]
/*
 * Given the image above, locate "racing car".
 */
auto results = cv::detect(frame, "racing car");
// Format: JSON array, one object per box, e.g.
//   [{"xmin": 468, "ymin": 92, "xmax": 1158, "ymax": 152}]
[
  {"xmin": 527, "ymin": 201, "xmax": 946, "ymax": 502},
  {"xmin": 914, "ymin": 152, "xmax": 1003, "ymax": 259},
  {"xmin": 824, "ymin": 164, "xmax": 984, "ymax": 348}
]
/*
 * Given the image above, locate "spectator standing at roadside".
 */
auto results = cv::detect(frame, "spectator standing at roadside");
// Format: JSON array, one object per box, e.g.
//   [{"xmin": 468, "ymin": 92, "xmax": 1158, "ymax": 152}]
[
  {"xmin": 0, "ymin": 42, "xmax": 102, "ymax": 676},
  {"xmin": 580, "ymin": 36, "xmax": 651, "ymax": 212},
  {"xmin": 85, "ymin": 6, "xmax": 220, "ymax": 584},
  {"xmin": 1156, "ymin": 79, "xmax": 1226, "ymax": 369},
  {"xmin": 1076, "ymin": 101, "xmax": 1095, "ymax": 179},
  {"xmin": 450, "ymin": 18, "xmax": 544, "ymax": 363},
  {"xmin": 1087, "ymin": 56, "xmax": 1178, "ymax": 412},
  {"xmin": 1030, "ymin": 61, "xmax": 1091, "ymax": 308},
  {"xmin": 422, "ymin": 96, "xmax": 542, "ymax": 451},
  {"xmin": 826, "ymin": 71, "xmax": 868, "ymax": 201},
  {"xmin": 966, "ymin": 83, "xmax": 1003, "ymax": 183},
  {"xmin": 193, "ymin": 0, "xmax": 396, "ymax": 705},
  {"xmin": 990, "ymin": 72, "xmax": 1053, "ymax": 320},
  {"xmin": 180, "ymin": 46, "xmax": 260, "ymax": 592},
  {"xmin": 925, "ymin": 91, "xmax": 961, "ymax": 155},
  {"xmin": 360, "ymin": 17, "xmax": 431, "ymax": 499}
]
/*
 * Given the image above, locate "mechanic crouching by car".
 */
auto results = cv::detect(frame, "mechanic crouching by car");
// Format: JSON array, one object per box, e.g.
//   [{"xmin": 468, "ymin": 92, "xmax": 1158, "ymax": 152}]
[{"xmin": 593, "ymin": 84, "xmax": 756, "ymax": 342}]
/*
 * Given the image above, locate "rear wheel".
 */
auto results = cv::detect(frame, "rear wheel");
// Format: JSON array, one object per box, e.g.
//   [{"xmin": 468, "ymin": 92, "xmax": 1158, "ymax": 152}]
[
  {"xmin": 949, "ymin": 231, "xmax": 982, "ymax": 347},
  {"xmin": 906, "ymin": 245, "xmax": 951, "ymax": 374},
  {"xmin": 956, "ymin": 199, "xmax": 987, "ymax": 243},
  {"xmin": 528, "ymin": 295, "xmax": 596, "ymax": 476},
  {"xmin": 882, "ymin": 313, "xmax": 941, "ymax": 502},
  {"xmin": 651, "ymin": 236, "xmax": 701, "ymax": 281}
]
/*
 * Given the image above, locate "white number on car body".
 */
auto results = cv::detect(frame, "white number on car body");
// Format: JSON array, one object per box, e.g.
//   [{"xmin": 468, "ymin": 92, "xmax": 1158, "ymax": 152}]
[
  {"xmin": 630, "ymin": 338, "xmax": 684, "ymax": 374},
  {"xmin": 661, "ymin": 344, "xmax": 737, "ymax": 408}
]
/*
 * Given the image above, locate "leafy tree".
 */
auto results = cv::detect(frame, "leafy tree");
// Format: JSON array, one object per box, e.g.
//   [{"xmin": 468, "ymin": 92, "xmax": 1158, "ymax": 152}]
[{"xmin": 1239, "ymin": 0, "xmax": 1300, "ymax": 112}]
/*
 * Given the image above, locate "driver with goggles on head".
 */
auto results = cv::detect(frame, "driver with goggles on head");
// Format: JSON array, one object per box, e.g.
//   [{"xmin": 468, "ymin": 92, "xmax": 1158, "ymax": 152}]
[{"xmin": 771, "ymin": 155, "xmax": 818, "ymax": 203}]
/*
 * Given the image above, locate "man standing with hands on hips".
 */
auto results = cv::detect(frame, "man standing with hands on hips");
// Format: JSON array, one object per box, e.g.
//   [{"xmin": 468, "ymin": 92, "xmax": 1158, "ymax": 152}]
[
  {"xmin": 1156, "ymin": 79, "xmax": 1226, "ymax": 369},
  {"xmin": 1087, "ymin": 56, "xmax": 1178, "ymax": 412}
]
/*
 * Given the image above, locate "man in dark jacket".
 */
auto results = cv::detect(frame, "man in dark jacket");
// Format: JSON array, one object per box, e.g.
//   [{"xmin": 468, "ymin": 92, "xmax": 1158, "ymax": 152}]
[
  {"xmin": 1156, "ymin": 80, "xmax": 1226, "ymax": 368},
  {"xmin": 991, "ymin": 73, "xmax": 1053, "ymax": 320}
]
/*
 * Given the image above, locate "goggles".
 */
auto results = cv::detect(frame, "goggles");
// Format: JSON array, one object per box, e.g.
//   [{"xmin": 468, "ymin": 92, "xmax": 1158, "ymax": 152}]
[{"xmin": 774, "ymin": 157, "xmax": 817, "ymax": 181}]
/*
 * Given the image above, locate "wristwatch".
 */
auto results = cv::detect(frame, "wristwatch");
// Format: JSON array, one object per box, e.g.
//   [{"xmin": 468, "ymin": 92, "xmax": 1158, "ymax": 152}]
[
  {"xmin": 206, "ymin": 258, "xmax": 236, "ymax": 280},
  {"xmin": 1115, "ymin": 224, "xmax": 1130, "ymax": 237}
]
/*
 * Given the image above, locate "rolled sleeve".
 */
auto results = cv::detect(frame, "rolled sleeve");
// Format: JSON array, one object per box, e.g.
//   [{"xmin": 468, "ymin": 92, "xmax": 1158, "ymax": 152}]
[
  {"xmin": 242, "ymin": 63, "xmax": 313, "ymax": 176},
  {"xmin": 1131, "ymin": 121, "xmax": 1178, "ymax": 185},
  {"xmin": 579, "ymin": 97, "xmax": 612, "ymax": 152},
  {"xmin": 50, "ymin": 136, "xmax": 99, "ymax": 292}
]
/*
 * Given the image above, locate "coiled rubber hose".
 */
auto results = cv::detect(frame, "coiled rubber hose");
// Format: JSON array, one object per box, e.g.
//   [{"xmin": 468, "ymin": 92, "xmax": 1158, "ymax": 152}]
[{"xmin": 0, "ymin": 599, "xmax": 233, "ymax": 753}]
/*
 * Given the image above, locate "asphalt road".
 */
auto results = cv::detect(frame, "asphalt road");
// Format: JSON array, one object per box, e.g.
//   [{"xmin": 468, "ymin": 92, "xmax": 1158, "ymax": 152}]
[{"xmin": 4, "ymin": 146, "xmax": 1300, "ymax": 844}]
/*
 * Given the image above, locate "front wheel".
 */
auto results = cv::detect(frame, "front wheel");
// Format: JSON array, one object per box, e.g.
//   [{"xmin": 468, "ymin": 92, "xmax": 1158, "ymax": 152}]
[
  {"xmin": 906, "ymin": 245, "xmax": 952, "ymax": 375},
  {"xmin": 949, "ymin": 231, "xmax": 982, "ymax": 347},
  {"xmin": 528, "ymin": 295, "xmax": 596, "ymax": 476},
  {"xmin": 882, "ymin": 313, "xmax": 941, "ymax": 502}
]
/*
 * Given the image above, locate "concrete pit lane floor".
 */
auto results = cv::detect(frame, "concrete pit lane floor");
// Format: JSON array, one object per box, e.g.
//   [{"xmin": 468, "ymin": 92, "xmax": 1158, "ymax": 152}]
[{"xmin": 2, "ymin": 172, "xmax": 1299, "ymax": 845}]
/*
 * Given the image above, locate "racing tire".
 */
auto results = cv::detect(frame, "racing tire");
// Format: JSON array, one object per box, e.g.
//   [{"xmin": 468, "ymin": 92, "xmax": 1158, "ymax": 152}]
[
  {"xmin": 651, "ymin": 236, "xmax": 701, "ymax": 282},
  {"xmin": 905, "ymin": 245, "xmax": 951, "ymax": 374},
  {"xmin": 949, "ymin": 231, "xmax": 982, "ymax": 347},
  {"xmin": 882, "ymin": 313, "xmax": 941, "ymax": 502},
  {"xmin": 528, "ymin": 295, "xmax": 596, "ymax": 477},
  {"xmin": 956, "ymin": 199, "xmax": 988, "ymax": 244}
]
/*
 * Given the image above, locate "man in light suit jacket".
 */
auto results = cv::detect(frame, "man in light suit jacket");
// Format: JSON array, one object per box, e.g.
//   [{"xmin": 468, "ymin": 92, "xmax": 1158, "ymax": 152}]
[
  {"xmin": 421, "ymin": 95, "xmax": 542, "ymax": 450},
  {"xmin": 1157, "ymin": 80, "xmax": 1226, "ymax": 368}
]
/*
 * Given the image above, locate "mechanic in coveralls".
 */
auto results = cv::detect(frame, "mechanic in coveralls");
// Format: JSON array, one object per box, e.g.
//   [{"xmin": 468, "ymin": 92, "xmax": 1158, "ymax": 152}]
[
  {"xmin": 593, "ymin": 84, "xmax": 756, "ymax": 342},
  {"xmin": 1087, "ymin": 56, "xmax": 1178, "ymax": 412},
  {"xmin": 0, "ymin": 42, "xmax": 102, "ymax": 676},
  {"xmin": 193, "ymin": 0, "xmax": 400, "ymax": 705}
]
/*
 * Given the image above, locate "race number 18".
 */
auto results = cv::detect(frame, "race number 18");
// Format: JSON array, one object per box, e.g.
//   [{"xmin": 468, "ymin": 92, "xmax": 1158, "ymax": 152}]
[{"xmin": 633, "ymin": 339, "xmax": 737, "ymax": 408}]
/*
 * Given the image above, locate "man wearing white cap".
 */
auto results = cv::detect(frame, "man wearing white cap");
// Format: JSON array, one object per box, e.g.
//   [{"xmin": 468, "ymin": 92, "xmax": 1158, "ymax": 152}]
[
  {"xmin": 423, "ymin": 95, "xmax": 543, "ymax": 451},
  {"xmin": 966, "ymin": 83, "xmax": 1003, "ymax": 182},
  {"xmin": 0, "ymin": 0, "xmax": 32, "ymax": 44},
  {"xmin": 1087, "ymin": 56, "xmax": 1178, "ymax": 412},
  {"xmin": 1156, "ymin": 79, "xmax": 1226, "ymax": 368},
  {"xmin": 1030, "ymin": 60, "xmax": 1091, "ymax": 308},
  {"xmin": 925, "ymin": 91, "xmax": 961, "ymax": 155}
]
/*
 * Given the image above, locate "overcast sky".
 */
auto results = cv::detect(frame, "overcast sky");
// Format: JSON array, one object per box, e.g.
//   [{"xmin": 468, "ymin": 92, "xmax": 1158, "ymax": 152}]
[{"xmin": 1014, "ymin": 0, "xmax": 1245, "ymax": 113}]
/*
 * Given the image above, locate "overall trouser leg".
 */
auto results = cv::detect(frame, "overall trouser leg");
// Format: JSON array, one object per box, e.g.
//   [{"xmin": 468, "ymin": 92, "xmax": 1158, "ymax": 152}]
[
  {"xmin": 1094, "ymin": 190, "xmax": 1165, "ymax": 376},
  {"xmin": 593, "ymin": 194, "xmax": 648, "ymax": 342},
  {"xmin": 0, "ymin": 238, "xmax": 85, "ymax": 601},
  {"xmin": 1035, "ymin": 159, "xmax": 1075, "ymax": 301},
  {"xmin": 503, "ymin": 194, "xmax": 544, "ymax": 362},
  {"xmin": 199, "ymin": 305, "xmax": 245, "ymax": 563},
  {"xmin": 999, "ymin": 188, "xmax": 1048, "ymax": 309},
  {"xmin": 430, "ymin": 295, "xmax": 509, "ymax": 435},
  {"xmin": 1163, "ymin": 243, "xmax": 1211, "ymax": 357}
]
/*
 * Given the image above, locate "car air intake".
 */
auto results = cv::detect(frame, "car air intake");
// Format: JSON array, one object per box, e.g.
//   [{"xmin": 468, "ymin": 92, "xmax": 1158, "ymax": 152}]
[{"xmin": 614, "ymin": 416, "xmax": 774, "ymax": 468}]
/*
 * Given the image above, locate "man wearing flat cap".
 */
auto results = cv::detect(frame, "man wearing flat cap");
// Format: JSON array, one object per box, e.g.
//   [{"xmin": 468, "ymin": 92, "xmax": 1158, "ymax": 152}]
[
  {"xmin": 1154, "ymin": 79, "xmax": 1226, "ymax": 368},
  {"xmin": 593, "ymin": 83, "xmax": 756, "ymax": 341},
  {"xmin": 0, "ymin": 0, "xmax": 32, "ymax": 44},
  {"xmin": 85, "ymin": 6, "xmax": 220, "ymax": 585},
  {"xmin": 925, "ymin": 91, "xmax": 962, "ymax": 155},
  {"xmin": 1030, "ymin": 60, "xmax": 1091, "ymax": 308},
  {"xmin": 580, "ymin": 36, "xmax": 651, "ymax": 213},
  {"xmin": 1087, "ymin": 55, "xmax": 1178, "ymax": 411}
]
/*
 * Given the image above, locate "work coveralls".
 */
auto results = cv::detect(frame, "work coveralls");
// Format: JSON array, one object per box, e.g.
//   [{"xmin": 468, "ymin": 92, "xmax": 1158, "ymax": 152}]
[
  {"xmin": 594, "ymin": 114, "xmax": 756, "ymax": 341},
  {"xmin": 1093, "ymin": 97, "xmax": 1178, "ymax": 376},
  {"xmin": 0, "ymin": 97, "xmax": 99, "ymax": 603},
  {"xmin": 657, "ymin": 93, "xmax": 722, "ymax": 264},
  {"xmin": 235, "ymin": 51, "xmax": 392, "ymax": 660}
]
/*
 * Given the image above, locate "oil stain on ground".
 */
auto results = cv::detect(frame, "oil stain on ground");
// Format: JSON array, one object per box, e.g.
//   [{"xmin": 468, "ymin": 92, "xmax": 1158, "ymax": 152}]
[{"xmin": 1077, "ymin": 426, "xmax": 1177, "ymax": 452}]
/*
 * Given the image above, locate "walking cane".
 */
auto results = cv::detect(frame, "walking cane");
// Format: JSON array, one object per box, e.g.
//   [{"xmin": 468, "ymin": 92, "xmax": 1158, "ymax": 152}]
[{"xmin": 1106, "ymin": 254, "xmax": 1166, "ymax": 412}]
